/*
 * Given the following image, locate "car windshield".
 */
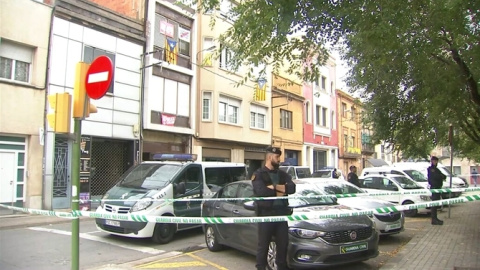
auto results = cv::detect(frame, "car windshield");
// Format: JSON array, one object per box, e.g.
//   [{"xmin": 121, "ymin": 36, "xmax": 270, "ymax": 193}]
[
  {"xmin": 391, "ymin": 176, "xmax": 423, "ymax": 189},
  {"xmin": 314, "ymin": 182, "xmax": 366, "ymax": 194},
  {"xmin": 119, "ymin": 163, "xmax": 182, "ymax": 189},
  {"xmin": 440, "ymin": 167, "xmax": 453, "ymax": 176},
  {"xmin": 295, "ymin": 168, "xmax": 312, "ymax": 179},
  {"xmin": 403, "ymin": 170, "xmax": 428, "ymax": 182},
  {"xmin": 289, "ymin": 184, "xmax": 336, "ymax": 207},
  {"xmin": 311, "ymin": 170, "xmax": 331, "ymax": 178}
]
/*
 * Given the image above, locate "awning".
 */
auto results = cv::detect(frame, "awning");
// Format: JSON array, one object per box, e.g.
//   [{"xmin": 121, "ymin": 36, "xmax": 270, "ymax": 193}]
[{"xmin": 367, "ymin": 158, "xmax": 389, "ymax": 167}]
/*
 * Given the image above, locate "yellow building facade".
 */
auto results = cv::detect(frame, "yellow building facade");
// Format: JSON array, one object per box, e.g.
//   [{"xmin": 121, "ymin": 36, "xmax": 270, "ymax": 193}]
[
  {"xmin": 271, "ymin": 74, "xmax": 304, "ymax": 165},
  {"xmin": 337, "ymin": 90, "xmax": 362, "ymax": 173}
]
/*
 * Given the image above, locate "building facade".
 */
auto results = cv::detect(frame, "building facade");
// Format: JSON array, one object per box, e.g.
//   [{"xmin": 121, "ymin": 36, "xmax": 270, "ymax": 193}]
[
  {"xmin": 142, "ymin": 0, "xmax": 197, "ymax": 161},
  {"xmin": 337, "ymin": 89, "xmax": 362, "ymax": 173},
  {"xmin": 44, "ymin": 0, "xmax": 145, "ymax": 209},
  {"xmin": 0, "ymin": 0, "xmax": 52, "ymax": 208},
  {"xmin": 303, "ymin": 57, "xmax": 339, "ymax": 171},
  {"xmin": 272, "ymin": 74, "xmax": 304, "ymax": 166},
  {"xmin": 193, "ymin": 1, "xmax": 272, "ymax": 177}
]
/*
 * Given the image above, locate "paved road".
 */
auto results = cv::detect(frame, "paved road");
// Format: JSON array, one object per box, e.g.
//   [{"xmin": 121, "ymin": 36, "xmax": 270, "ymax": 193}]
[{"xmin": 0, "ymin": 212, "xmax": 431, "ymax": 270}]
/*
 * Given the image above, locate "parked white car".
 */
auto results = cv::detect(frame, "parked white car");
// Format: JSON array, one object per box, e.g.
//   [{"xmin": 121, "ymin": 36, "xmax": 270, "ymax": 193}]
[
  {"xmin": 361, "ymin": 167, "xmax": 429, "ymax": 188},
  {"xmin": 279, "ymin": 165, "xmax": 312, "ymax": 179},
  {"xmin": 359, "ymin": 173, "xmax": 432, "ymax": 217},
  {"xmin": 303, "ymin": 178, "xmax": 405, "ymax": 236}
]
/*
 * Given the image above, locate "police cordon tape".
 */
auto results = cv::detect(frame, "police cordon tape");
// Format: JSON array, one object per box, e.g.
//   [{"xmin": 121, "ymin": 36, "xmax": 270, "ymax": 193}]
[
  {"xmin": 1, "ymin": 193, "xmax": 480, "ymax": 224},
  {"xmin": 73, "ymin": 186, "xmax": 480, "ymax": 203}
]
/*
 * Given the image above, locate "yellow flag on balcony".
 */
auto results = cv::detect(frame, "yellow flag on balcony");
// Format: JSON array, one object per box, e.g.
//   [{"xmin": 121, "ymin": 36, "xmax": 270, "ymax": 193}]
[
  {"xmin": 165, "ymin": 38, "xmax": 178, "ymax": 65},
  {"xmin": 254, "ymin": 78, "xmax": 266, "ymax": 101}
]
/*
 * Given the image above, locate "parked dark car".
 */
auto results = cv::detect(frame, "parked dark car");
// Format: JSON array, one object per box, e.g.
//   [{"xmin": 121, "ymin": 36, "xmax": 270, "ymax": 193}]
[{"xmin": 202, "ymin": 180, "xmax": 379, "ymax": 270}]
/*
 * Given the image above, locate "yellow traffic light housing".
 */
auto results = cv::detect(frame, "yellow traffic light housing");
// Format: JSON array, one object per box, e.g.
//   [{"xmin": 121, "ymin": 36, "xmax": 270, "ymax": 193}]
[
  {"xmin": 73, "ymin": 62, "xmax": 97, "ymax": 118},
  {"xmin": 47, "ymin": 93, "xmax": 71, "ymax": 133}
]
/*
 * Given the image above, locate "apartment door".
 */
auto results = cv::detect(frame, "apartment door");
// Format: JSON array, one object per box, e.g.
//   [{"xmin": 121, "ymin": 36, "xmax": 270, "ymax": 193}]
[{"xmin": 0, "ymin": 152, "xmax": 16, "ymax": 203}]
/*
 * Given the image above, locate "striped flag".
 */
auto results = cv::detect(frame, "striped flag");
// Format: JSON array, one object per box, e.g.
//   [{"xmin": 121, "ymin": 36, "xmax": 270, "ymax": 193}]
[
  {"xmin": 165, "ymin": 38, "xmax": 178, "ymax": 65},
  {"xmin": 254, "ymin": 78, "xmax": 267, "ymax": 101}
]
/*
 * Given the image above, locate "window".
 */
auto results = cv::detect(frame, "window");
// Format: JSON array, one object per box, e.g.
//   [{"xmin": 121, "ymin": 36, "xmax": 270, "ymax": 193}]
[
  {"xmin": 321, "ymin": 76, "xmax": 326, "ymax": 90},
  {"xmin": 304, "ymin": 101, "xmax": 310, "ymax": 123},
  {"xmin": 154, "ymin": 14, "xmax": 191, "ymax": 59},
  {"xmin": 83, "ymin": 46, "xmax": 115, "ymax": 94},
  {"xmin": 344, "ymin": 134, "xmax": 348, "ymax": 149},
  {"xmin": 315, "ymin": 106, "xmax": 327, "ymax": 127},
  {"xmin": 331, "ymin": 111, "xmax": 336, "ymax": 130},
  {"xmin": 342, "ymin": 103, "xmax": 347, "ymax": 117},
  {"xmin": 250, "ymin": 104, "xmax": 267, "ymax": 129},
  {"xmin": 330, "ymin": 81, "xmax": 334, "ymax": 93},
  {"xmin": 219, "ymin": 44, "xmax": 236, "ymax": 71},
  {"xmin": 351, "ymin": 134, "xmax": 356, "ymax": 147},
  {"xmin": 219, "ymin": 95, "xmax": 240, "ymax": 124},
  {"xmin": 453, "ymin": 166, "xmax": 461, "ymax": 176},
  {"xmin": 0, "ymin": 40, "xmax": 33, "ymax": 83},
  {"xmin": 202, "ymin": 92, "xmax": 212, "ymax": 121},
  {"xmin": 149, "ymin": 76, "xmax": 191, "ymax": 127},
  {"xmin": 280, "ymin": 109, "xmax": 292, "ymax": 129},
  {"xmin": 322, "ymin": 107, "xmax": 327, "ymax": 127},
  {"xmin": 315, "ymin": 105, "xmax": 321, "ymax": 126},
  {"xmin": 351, "ymin": 106, "xmax": 356, "ymax": 120}
]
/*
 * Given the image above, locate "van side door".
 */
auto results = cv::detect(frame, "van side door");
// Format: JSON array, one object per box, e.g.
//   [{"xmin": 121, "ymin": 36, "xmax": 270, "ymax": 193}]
[{"xmin": 173, "ymin": 164, "xmax": 203, "ymax": 229}]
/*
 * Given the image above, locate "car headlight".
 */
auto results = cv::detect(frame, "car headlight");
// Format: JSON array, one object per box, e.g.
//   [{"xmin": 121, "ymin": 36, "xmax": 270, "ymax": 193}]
[
  {"xmin": 131, "ymin": 198, "xmax": 153, "ymax": 212},
  {"xmin": 100, "ymin": 193, "xmax": 109, "ymax": 208},
  {"xmin": 288, "ymin": 228, "xmax": 326, "ymax": 239},
  {"xmin": 420, "ymin": 195, "xmax": 431, "ymax": 201}
]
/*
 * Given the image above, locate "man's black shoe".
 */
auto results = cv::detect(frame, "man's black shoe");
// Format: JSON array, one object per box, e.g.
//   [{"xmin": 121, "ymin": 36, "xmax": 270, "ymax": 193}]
[{"xmin": 432, "ymin": 219, "xmax": 443, "ymax": 225}]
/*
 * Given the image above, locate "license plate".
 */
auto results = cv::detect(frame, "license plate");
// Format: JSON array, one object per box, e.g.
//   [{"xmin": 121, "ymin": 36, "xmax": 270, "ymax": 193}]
[
  {"xmin": 386, "ymin": 221, "xmax": 402, "ymax": 231},
  {"xmin": 105, "ymin": 220, "xmax": 120, "ymax": 227},
  {"xmin": 340, "ymin": 242, "xmax": 368, "ymax": 254}
]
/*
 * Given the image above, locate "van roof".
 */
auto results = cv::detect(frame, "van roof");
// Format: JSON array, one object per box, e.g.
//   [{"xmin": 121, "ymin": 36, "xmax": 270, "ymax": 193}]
[{"xmin": 142, "ymin": 161, "xmax": 246, "ymax": 167}]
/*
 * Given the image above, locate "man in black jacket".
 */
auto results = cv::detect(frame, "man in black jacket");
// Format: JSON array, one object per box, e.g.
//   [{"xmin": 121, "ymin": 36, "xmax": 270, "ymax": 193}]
[
  {"xmin": 347, "ymin": 165, "xmax": 361, "ymax": 187},
  {"xmin": 428, "ymin": 156, "xmax": 446, "ymax": 225},
  {"xmin": 252, "ymin": 146, "xmax": 296, "ymax": 270}
]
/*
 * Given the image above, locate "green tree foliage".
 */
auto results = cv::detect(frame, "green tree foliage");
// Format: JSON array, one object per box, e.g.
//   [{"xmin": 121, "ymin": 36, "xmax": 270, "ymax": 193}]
[{"xmin": 198, "ymin": 0, "xmax": 480, "ymax": 160}]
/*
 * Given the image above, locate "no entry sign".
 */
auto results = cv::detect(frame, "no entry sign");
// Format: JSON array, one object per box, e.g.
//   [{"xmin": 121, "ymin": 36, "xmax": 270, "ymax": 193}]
[{"xmin": 85, "ymin": 56, "xmax": 113, "ymax": 99}]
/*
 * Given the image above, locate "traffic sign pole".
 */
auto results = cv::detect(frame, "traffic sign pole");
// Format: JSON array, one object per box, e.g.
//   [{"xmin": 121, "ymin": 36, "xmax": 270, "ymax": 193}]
[{"xmin": 72, "ymin": 119, "xmax": 81, "ymax": 270}]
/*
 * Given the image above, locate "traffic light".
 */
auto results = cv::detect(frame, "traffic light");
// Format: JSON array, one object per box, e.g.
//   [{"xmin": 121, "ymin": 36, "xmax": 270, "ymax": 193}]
[
  {"xmin": 73, "ymin": 62, "xmax": 97, "ymax": 118},
  {"xmin": 47, "ymin": 93, "xmax": 71, "ymax": 133}
]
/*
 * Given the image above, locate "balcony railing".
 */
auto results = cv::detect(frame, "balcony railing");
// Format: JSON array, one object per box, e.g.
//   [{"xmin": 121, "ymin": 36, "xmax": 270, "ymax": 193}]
[
  {"xmin": 342, "ymin": 146, "xmax": 362, "ymax": 158},
  {"xmin": 362, "ymin": 143, "xmax": 375, "ymax": 154}
]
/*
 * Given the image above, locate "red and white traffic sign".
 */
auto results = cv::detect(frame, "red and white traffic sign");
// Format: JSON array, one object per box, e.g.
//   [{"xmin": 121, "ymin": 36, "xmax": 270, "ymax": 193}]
[{"xmin": 85, "ymin": 56, "xmax": 113, "ymax": 99}]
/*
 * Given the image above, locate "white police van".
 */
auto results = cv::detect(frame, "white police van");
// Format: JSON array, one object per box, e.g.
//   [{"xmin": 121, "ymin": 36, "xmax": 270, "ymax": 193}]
[{"xmin": 95, "ymin": 154, "xmax": 247, "ymax": 244}]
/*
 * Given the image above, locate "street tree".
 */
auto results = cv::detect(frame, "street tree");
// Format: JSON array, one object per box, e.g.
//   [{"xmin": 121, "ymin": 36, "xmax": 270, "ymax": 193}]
[{"xmin": 196, "ymin": 0, "xmax": 480, "ymax": 161}]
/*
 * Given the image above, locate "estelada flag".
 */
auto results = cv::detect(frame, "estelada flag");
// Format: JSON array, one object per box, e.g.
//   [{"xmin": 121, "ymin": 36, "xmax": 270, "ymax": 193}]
[
  {"xmin": 255, "ymin": 78, "xmax": 267, "ymax": 101},
  {"xmin": 165, "ymin": 38, "xmax": 178, "ymax": 65}
]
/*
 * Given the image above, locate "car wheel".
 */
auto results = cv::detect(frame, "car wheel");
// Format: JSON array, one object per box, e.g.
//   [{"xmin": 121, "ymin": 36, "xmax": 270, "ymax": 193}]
[
  {"xmin": 152, "ymin": 223, "xmax": 176, "ymax": 244},
  {"xmin": 205, "ymin": 225, "xmax": 224, "ymax": 251},
  {"xmin": 267, "ymin": 241, "xmax": 277, "ymax": 270},
  {"xmin": 402, "ymin": 201, "xmax": 418, "ymax": 217}
]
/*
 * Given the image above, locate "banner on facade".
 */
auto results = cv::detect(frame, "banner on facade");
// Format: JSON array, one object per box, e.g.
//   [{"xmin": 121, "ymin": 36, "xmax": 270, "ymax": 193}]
[
  {"xmin": 178, "ymin": 27, "xmax": 190, "ymax": 42},
  {"xmin": 161, "ymin": 113, "xmax": 176, "ymax": 126},
  {"xmin": 160, "ymin": 21, "xmax": 174, "ymax": 38},
  {"xmin": 254, "ymin": 78, "xmax": 267, "ymax": 101},
  {"xmin": 165, "ymin": 39, "xmax": 178, "ymax": 65}
]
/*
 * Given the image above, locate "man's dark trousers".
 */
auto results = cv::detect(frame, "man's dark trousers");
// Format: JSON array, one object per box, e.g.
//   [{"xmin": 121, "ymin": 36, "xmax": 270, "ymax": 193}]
[{"xmin": 256, "ymin": 221, "xmax": 289, "ymax": 270}]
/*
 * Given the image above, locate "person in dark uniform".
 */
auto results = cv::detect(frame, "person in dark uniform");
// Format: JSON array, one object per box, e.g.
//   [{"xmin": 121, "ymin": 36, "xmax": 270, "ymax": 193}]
[
  {"xmin": 428, "ymin": 156, "xmax": 446, "ymax": 225},
  {"xmin": 332, "ymin": 168, "xmax": 339, "ymax": 179},
  {"xmin": 252, "ymin": 146, "xmax": 296, "ymax": 270},
  {"xmin": 347, "ymin": 165, "xmax": 361, "ymax": 187}
]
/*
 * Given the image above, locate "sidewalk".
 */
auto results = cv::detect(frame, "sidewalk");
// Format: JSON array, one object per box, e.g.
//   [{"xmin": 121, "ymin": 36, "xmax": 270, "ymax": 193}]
[
  {"xmin": 381, "ymin": 200, "xmax": 480, "ymax": 270},
  {"xmin": 0, "ymin": 208, "xmax": 77, "ymax": 230}
]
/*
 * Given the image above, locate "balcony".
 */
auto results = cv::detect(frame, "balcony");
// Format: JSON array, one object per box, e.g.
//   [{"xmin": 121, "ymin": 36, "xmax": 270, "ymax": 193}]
[
  {"xmin": 362, "ymin": 143, "xmax": 376, "ymax": 155},
  {"xmin": 342, "ymin": 146, "xmax": 362, "ymax": 158}
]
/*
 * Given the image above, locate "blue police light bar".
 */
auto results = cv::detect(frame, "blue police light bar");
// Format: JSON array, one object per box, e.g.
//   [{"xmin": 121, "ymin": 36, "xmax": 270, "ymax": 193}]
[{"xmin": 152, "ymin": 153, "xmax": 197, "ymax": 161}]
